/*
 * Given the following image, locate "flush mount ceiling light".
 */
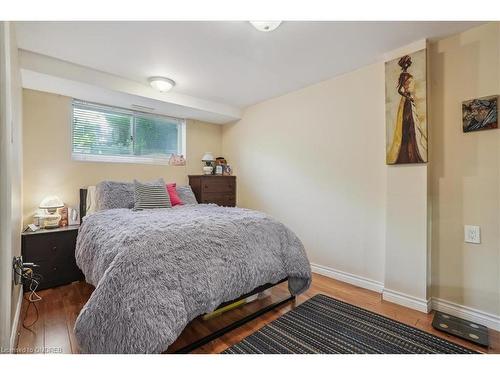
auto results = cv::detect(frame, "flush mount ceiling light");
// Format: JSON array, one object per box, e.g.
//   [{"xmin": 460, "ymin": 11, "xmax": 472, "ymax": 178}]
[
  {"xmin": 249, "ymin": 21, "xmax": 282, "ymax": 32},
  {"xmin": 148, "ymin": 76, "xmax": 175, "ymax": 92}
]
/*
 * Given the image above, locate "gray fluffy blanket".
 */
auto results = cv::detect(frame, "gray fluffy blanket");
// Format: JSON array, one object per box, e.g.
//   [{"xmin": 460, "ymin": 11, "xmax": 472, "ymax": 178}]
[{"xmin": 74, "ymin": 204, "xmax": 311, "ymax": 353}]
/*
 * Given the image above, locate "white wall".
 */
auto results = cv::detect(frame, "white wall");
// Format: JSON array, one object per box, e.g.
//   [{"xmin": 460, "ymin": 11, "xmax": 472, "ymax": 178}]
[
  {"xmin": 223, "ymin": 63, "xmax": 387, "ymax": 286},
  {"xmin": 0, "ymin": 21, "xmax": 23, "ymax": 352}
]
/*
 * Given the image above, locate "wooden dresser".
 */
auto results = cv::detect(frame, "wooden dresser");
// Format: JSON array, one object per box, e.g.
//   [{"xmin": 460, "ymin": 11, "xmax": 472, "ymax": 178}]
[
  {"xmin": 188, "ymin": 175, "xmax": 236, "ymax": 207},
  {"xmin": 21, "ymin": 225, "xmax": 84, "ymax": 291}
]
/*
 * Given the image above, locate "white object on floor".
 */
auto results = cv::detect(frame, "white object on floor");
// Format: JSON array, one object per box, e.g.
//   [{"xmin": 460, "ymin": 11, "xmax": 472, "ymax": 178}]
[{"xmin": 246, "ymin": 289, "xmax": 271, "ymax": 303}]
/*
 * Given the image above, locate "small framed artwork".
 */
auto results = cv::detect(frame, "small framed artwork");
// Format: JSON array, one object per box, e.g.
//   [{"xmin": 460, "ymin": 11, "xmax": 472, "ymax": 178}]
[{"xmin": 462, "ymin": 95, "xmax": 498, "ymax": 133}]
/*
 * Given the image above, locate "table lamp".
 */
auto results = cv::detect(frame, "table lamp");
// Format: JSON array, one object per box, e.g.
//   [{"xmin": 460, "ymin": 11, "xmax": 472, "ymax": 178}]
[
  {"xmin": 202, "ymin": 152, "xmax": 215, "ymax": 175},
  {"xmin": 39, "ymin": 195, "xmax": 64, "ymax": 229}
]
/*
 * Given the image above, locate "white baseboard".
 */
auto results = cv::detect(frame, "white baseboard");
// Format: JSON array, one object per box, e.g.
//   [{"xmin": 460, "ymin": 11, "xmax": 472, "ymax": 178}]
[
  {"xmin": 9, "ymin": 286, "xmax": 23, "ymax": 353},
  {"xmin": 311, "ymin": 263, "xmax": 500, "ymax": 332},
  {"xmin": 311, "ymin": 263, "xmax": 384, "ymax": 293},
  {"xmin": 382, "ymin": 288, "xmax": 431, "ymax": 313},
  {"xmin": 431, "ymin": 297, "xmax": 500, "ymax": 331}
]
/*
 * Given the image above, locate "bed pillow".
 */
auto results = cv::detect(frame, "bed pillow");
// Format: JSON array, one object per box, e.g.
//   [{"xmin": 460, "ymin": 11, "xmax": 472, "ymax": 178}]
[
  {"xmin": 133, "ymin": 179, "xmax": 172, "ymax": 210},
  {"xmin": 95, "ymin": 181, "xmax": 135, "ymax": 211},
  {"xmin": 86, "ymin": 185, "xmax": 97, "ymax": 215},
  {"xmin": 176, "ymin": 185, "xmax": 198, "ymax": 205},
  {"xmin": 166, "ymin": 183, "xmax": 183, "ymax": 206}
]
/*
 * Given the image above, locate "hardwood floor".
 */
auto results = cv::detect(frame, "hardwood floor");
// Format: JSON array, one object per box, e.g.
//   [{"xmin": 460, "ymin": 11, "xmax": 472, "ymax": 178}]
[{"xmin": 15, "ymin": 273, "xmax": 500, "ymax": 354}]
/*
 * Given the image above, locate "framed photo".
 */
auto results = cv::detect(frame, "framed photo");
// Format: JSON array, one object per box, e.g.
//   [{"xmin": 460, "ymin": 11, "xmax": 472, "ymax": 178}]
[
  {"xmin": 68, "ymin": 207, "xmax": 80, "ymax": 226},
  {"xmin": 223, "ymin": 165, "xmax": 233, "ymax": 176}
]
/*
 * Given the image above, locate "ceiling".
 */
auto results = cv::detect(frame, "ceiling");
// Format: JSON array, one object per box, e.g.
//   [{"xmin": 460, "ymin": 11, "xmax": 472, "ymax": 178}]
[{"xmin": 16, "ymin": 21, "xmax": 482, "ymax": 110}]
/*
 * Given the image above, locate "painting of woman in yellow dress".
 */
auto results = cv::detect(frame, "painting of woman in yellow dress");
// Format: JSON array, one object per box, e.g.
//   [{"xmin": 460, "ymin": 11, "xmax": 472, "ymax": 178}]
[{"xmin": 386, "ymin": 50, "xmax": 427, "ymax": 164}]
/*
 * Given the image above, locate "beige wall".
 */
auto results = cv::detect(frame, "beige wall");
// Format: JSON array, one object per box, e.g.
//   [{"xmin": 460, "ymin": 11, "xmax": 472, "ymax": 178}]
[
  {"xmin": 22, "ymin": 89, "xmax": 222, "ymax": 225},
  {"xmin": 429, "ymin": 22, "xmax": 500, "ymax": 315},
  {"xmin": 222, "ymin": 23, "xmax": 500, "ymax": 316},
  {"xmin": 222, "ymin": 63, "xmax": 387, "ymax": 285},
  {"xmin": 383, "ymin": 40, "xmax": 430, "ymax": 308}
]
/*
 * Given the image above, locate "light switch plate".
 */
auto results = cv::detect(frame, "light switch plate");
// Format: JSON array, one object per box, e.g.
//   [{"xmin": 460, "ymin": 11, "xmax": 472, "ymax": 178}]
[{"xmin": 464, "ymin": 225, "xmax": 481, "ymax": 244}]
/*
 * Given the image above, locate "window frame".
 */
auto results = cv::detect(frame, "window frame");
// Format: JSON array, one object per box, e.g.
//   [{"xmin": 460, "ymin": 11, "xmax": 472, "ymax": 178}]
[{"xmin": 70, "ymin": 99, "xmax": 186, "ymax": 165}]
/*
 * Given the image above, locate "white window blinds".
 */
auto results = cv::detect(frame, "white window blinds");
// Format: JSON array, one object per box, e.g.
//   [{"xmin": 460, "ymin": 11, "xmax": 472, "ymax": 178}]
[{"xmin": 71, "ymin": 100, "xmax": 185, "ymax": 164}]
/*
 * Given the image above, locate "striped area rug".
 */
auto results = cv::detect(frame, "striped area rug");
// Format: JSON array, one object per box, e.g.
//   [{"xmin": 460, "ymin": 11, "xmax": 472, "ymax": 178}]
[{"xmin": 223, "ymin": 294, "xmax": 477, "ymax": 354}]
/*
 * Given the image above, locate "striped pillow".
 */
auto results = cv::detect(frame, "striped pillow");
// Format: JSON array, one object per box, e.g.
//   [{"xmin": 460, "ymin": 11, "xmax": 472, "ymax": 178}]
[{"xmin": 133, "ymin": 179, "xmax": 171, "ymax": 210}]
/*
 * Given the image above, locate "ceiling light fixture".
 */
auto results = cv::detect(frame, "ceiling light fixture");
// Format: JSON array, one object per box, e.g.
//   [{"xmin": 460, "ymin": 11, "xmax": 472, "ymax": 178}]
[
  {"xmin": 148, "ymin": 76, "xmax": 175, "ymax": 92},
  {"xmin": 249, "ymin": 21, "xmax": 282, "ymax": 32}
]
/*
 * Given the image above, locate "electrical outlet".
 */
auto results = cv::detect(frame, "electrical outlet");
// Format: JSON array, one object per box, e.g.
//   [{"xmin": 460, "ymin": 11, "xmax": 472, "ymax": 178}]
[
  {"xmin": 464, "ymin": 225, "xmax": 481, "ymax": 244},
  {"xmin": 12, "ymin": 256, "xmax": 23, "ymax": 285}
]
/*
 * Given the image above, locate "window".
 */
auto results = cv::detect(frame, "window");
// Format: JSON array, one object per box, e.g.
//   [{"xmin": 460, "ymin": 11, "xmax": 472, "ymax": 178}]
[{"xmin": 71, "ymin": 100, "xmax": 185, "ymax": 164}]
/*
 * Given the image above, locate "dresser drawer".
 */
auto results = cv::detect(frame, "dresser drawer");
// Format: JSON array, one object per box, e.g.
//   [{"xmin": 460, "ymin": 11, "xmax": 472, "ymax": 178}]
[
  {"xmin": 200, "ymin": 193, "xmax": 236, "ymax": 207},
  {"xmin": 201, "ymin": 178, "xmax": 236, "ymax": 193},
  {"xmin": 189, "ymin": 175, "xmax": 237, "ymax": 207}
]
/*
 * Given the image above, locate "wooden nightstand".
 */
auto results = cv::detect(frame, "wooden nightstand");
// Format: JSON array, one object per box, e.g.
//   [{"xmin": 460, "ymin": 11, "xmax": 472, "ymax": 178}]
[
  {"xmin": 188, "ymin": 175, "xmax": 236, "ymax": 207},
  {"xmin": 21, "ymin": 225, "xmax": 84, "ymax": 291}
]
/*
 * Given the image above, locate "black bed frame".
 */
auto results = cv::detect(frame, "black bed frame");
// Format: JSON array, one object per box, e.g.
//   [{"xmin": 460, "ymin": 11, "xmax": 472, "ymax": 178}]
[
  {"xmin": 78, "ymin": 188, "xmax": 296, "ymax": 353},
  {"xmin": 174, "ymin": 278, "xmax": 295, "ymax": 353}
]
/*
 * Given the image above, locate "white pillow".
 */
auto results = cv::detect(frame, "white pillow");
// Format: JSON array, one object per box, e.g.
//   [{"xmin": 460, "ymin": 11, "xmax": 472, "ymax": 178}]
[{"xmin": 86, "ymin": 185, "xmax": 97, "ymax": 215}]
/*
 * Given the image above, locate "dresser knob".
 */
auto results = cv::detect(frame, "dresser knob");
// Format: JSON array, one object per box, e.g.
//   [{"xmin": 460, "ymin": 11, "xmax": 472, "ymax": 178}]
[{"xmin": 52, "ymin": 246, "xmax": 57, "ymax": 251}]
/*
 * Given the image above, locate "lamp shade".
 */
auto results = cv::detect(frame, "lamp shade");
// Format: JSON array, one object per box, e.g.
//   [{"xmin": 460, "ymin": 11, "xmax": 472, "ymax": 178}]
[
  {"xmin": 202, "ymin": 152, "xmax": 214, "ymax": 162},
  {"xmin": 39, "ymin": 195, "xmax": 64, "ymax": 210}
]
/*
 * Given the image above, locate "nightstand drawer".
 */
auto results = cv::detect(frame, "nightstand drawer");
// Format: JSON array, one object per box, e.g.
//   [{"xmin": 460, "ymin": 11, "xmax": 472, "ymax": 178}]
[
  {"xmin": 25, "ymin": 259, "xmax": 82, "ymax": 290},
  {"xmin": 22, "ymin": 230, "xmax": 77, "ymax": 262},
  {"xmin": 201, "ymin": 178, "xmax": 236, "ymax": 193}
]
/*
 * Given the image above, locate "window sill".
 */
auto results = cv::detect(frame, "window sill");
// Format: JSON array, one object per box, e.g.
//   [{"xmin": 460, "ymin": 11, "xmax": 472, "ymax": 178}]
[{"xmin": 72, "ymin": 153, "xmax": 183, "ymax": 166}]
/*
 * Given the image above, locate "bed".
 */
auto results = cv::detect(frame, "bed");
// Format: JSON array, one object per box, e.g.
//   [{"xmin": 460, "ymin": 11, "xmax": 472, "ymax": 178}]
[{"xmin": 74, "ymin": 184, "xmax": 311, "ymax": 353}]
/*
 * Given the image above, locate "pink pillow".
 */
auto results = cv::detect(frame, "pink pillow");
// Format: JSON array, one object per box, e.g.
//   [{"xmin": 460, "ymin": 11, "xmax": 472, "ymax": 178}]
[{"xmin": 166, "ymin": 183, "xmax": 183, "ymax": 206}]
